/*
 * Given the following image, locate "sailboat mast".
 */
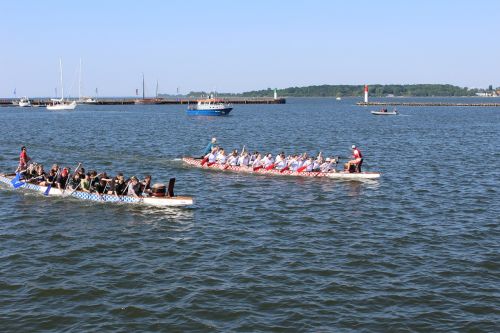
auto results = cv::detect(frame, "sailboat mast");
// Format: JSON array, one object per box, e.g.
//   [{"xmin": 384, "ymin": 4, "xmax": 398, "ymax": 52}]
[
  {"xmin": 142, "ymin": 73, "xmax": 145, "ymax": 100},
  {"xmin": 79, "ymin": 58, "xmax": 82, "ymax": 100},
  {"xmin": 59, "ymin": 58, "xmax": 64, "ymax": 100}
]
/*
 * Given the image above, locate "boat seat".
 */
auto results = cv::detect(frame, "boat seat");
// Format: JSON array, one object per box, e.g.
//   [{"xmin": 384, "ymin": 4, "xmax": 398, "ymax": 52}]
[{"xmin": 167, "ymin": 178, "xmax": 175, "ymax": 197}]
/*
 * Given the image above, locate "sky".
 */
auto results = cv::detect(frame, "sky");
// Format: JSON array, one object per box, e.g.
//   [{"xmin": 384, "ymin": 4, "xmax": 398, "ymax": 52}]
[{"xmin": 2, "ymin": 0, "xmax": 499, "ymax": 97}]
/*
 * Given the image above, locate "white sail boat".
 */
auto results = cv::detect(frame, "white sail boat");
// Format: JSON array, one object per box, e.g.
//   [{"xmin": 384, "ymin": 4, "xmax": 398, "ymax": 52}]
[
  {"xmin": 77, "ymin": 58, "xmax": 97, "ymax": 104},
  {"xmin": 47, "ymin": 59, "xmax": 77, "ymax": 111}
]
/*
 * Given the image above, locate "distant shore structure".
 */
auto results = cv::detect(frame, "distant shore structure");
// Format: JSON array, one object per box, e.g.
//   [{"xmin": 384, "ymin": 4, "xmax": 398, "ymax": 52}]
[
  {"xmin": 274, "ymin": 88, "xmax": 277, "ymax": 100},
  {"xmin": 364, "ymin": 85, "xmax": 369, "ymax": 103}
]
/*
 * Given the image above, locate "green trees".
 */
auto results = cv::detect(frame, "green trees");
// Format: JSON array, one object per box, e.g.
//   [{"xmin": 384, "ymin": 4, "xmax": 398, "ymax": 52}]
[{"xmin": 234, "ymin": 84, "xmax": 477, "ymax": 97}]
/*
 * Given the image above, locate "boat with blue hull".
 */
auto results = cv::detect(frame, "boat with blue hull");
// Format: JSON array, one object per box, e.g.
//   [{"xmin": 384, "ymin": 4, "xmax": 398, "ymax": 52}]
[{"xmin": 187, "ymin": 97, "xmax": 232, "ymax": 116}]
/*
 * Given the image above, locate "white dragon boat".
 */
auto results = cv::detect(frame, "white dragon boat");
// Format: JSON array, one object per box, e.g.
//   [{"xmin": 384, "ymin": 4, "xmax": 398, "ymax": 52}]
[
  {"xmin": 0, "ymin": 174, "xmax": 193, "ymax": 207},
  {"xmin": 182, "ymin": 157, "xmax": 381, "ymax": 180}
]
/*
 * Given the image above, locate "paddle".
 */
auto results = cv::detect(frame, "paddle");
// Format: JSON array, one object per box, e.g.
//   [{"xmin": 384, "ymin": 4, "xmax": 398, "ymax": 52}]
[
  {"xmin": 279, "ymin": 165, "xmax": 290, "ymax": 173},
  {"xmin": 62, "ymin": 163, "xmax": 81, "ymax": 195},
  {"xmin": 296, "ymin": 165, "xmax": 308, "ymax": 173},
  {"xmin": 265, "ymin": 163, "xmax": 276, "ymax": 171},
  {"xmin": 44, "ymin": 169, "xmax": 61, "ymax": 196},
  {"xmin": 201, "ymin": 156, "xmax": 209, "ymax": 166},
  {"xmin": 253, "ymin": 165, "xmax": 263, "ymax": 171}
]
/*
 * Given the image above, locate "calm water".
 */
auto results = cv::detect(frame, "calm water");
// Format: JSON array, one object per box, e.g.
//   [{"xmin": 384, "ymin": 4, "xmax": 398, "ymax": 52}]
[{"xmin": 0, "ymin": 98, "xmax": 499, "ymax": 332}]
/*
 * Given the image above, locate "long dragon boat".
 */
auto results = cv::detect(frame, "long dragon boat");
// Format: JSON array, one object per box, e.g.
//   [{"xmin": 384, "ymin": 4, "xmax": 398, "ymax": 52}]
[
  {"xmin": 182, "ymin": 157, "xmax": 381, "ymax": 180},
  {"xmin": 0, "ymin": 174, "xmax": 193, "ymax": 207}
]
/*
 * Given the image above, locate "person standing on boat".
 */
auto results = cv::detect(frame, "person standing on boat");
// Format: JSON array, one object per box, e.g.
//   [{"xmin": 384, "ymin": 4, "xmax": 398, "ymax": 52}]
[
  {"xmin": 202, "ymin": 137, "xmax": 217, "ymax": 157},
  {"xmin": 16, "ymin": 146, "xmax": 31, "ymax": 172},
  {"xmin": 346, "ymin": 145, "xmax": 363, "ymax": 173}
]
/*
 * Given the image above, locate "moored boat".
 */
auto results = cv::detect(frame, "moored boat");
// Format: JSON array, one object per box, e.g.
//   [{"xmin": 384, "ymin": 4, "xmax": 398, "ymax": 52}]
[
  {"xmin": 18, "ymin": 97, "xmax": 32, "ymax": 107},
  {"xmin": 47, "ymin": 59, "xmax": 78, "ymax": 111},
  {"xmin": 371, "ymin": 108, "xmax": 398, "ymax": 115},
  {"xmin": 0, "ymin": 173, "xmax": 193, "ymax": 207},
  {"xmin": 186, "ymin": 96, "xmax": 232, "ymax": 116},
  {"xmin": 182, "ymin": 157, "xmax": 380, "ymax": 180}
]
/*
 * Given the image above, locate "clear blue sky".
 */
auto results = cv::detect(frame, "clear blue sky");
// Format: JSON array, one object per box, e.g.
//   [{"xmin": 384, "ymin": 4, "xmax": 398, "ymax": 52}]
[{"xmin": 2, "ymin": 0, "xmax": 499, "ymax": 97}]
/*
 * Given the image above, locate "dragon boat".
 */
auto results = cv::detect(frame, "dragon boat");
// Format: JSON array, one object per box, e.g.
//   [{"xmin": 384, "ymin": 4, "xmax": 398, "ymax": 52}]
[
  {"xmin": 0, "ymin": 173, "xmax": 193, "ymax": 207},
  {"xmin": 182, "ymin": 157, "xmax": 381, "ymax": 180}
]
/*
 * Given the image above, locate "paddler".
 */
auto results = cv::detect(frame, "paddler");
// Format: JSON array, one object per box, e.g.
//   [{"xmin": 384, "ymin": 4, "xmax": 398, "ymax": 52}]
[
  {"xmin": 202, "ymin": 137, "xmax": 217, "ymax": 157},
  {"xmin": 345, "ymin": 145, "xmax": 363, "ymax": 173},
  {"xmin": 16, "ymin": 146, "xmax": 31, "ymax": 173}
]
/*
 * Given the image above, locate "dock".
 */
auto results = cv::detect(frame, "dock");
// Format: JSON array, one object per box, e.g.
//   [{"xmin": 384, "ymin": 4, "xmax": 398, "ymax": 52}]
[
  {"xmin": 0, "ymin": 97, "xmax": 286, "ymax": 106},
  {"xmin": 357, "ymin": 102, "xmax": 500, "ymax": 107}
]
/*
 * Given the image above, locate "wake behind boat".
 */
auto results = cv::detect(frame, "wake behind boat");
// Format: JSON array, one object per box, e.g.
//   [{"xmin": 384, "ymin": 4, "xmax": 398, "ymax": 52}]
[{"xmin": 182, "ymin": 157, "xmax": 380, "ymax": 180}]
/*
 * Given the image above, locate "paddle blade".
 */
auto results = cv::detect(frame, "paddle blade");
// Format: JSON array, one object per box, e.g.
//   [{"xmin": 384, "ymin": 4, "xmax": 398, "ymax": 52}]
[
  {"xmin": 223, "ymin": 164, "xmax": 230, "ymax": 170},
  {"xmin": 280, "ymin": 166, "xmax": 290, "ymax": 173},
  {"xmin": 201, "ymin": 157, "xmax": 209, "ymax": 166},
  {"xmin": 297, "ymin": 165, "xmax": 307, "ymax": 173},
  {"xmin": 43, "ymin": 184, "xmax": 52, "ymax": 196},
  {"xmin": 265, "ymin": 164, "xmax": 275, "ymax": 171},
  {"xmin": 11, "ymin": 173, "xmax": 25, "ymax": 188},
  {"xmin": 253, "ymin": 165, "xmax": 263, "ymax": 171}
]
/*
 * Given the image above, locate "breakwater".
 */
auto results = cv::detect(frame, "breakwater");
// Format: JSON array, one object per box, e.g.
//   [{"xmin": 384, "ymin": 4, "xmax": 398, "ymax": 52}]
[
  {"xmin": 357, "ymin": 101, "xmax": 500, "ymax": 107},
  {"xmin": 0, "ymin": 97, "xmax": 286, "ymax": 106}
]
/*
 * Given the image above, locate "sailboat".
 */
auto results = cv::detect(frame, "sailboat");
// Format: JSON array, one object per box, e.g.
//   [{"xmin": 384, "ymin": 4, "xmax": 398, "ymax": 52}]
[
  {"xmin": 77, "ymin": 58, "xmax": 97, "ymax": 104},
  {"xmin": 47, "ymin": 59, "xmax": 77, "ymax": 111}
]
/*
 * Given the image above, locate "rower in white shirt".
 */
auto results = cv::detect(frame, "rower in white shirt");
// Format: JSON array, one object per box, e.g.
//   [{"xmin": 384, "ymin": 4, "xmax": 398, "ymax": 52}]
[
  {"xmin": 252, "ymin": 153, "xmax": 263, "ymax": 169},
  {"xmin": 227, "ymin": 151, "xmax": 238, "ymax": 166},
  {"xmin": 216, "ymin": 148, "xmax": 227, "ymax": 164},
  {"xmin": 261, "ymin": 153, "xmax": 274, "ymax": 168},
  {"xmin": 238, "ymin": 152, "xmax": 250, "ymax": 167},
  {"xmin": 304, "ymin": 157, "xmax": 314, "ymax": 172},
  {"xmin": 289, "ymin": 155, "xmax": 300, "ymax": 171},
  {"xmin": 274, "ymin": 153, "xmax": 286, "ymax": 169},
  {"xmin": 207, "ymin": 148, "xmax": 218, "ymax": 164}
]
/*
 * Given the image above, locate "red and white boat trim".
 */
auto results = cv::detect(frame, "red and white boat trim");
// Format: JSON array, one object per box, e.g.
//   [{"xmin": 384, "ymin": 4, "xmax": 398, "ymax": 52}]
[{"xmin": 182, "ymin": 157, "xmax": 381, "ymax": 180}]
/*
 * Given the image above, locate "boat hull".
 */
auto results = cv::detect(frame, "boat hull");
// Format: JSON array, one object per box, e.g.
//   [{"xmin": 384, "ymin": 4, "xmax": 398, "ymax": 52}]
[
  {"xmin": 0, "ymin": 174, "xmax": 193, "ymax": 207},
  {"xmin": 182, "ymin": 157, "xmax": 380, "ymax": 180},
  {"xmin": 371, "ymin": 111, "xmax": 398, "ymax": 115},
  {"xmin": 47, "ymin": 101, "xmax": 77, "ymax": 111},
  {"xmin": 186, "ymin": 108, "xmax": 232, "ymax": 116}
]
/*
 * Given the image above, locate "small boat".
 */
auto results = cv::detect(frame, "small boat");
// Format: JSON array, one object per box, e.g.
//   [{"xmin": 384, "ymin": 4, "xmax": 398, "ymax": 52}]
[
  {"xmin": 78, "ymin": 97, "xmax": 98, "ymax": 104},
  {"xmin": 0, "ymin": 173, "xmax": 193, "ymax": 207},
  {"xmin": 47, "ymin": 58, "xmax": 77, "ymax": 111},
  {"xmin": 336, "ymin": 97, "xmax": 342, "ymax": 101},
  {"xmin": 18, "ymin": 97, "xmax": 32, "ymax": 107},
  {"xmin": 182, "ymin": 157, "xmax": 380, "ymax": 180},
  {"xmin": 371, "ymin": 108, "xmax": 398, "ymax": 115},
  {"xmin": 186, "ymin": 96, "xmax": 232, "ymax": 116}
]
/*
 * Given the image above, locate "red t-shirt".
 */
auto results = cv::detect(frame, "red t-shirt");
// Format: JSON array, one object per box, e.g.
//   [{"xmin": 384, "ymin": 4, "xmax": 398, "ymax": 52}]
[
  {"xmin": 20, "ymin": 151, "xmax": 28, "ymax": 164},
  {"xmin": 353, "ymin": 148, "xmax": 362, "ymax": 159}
]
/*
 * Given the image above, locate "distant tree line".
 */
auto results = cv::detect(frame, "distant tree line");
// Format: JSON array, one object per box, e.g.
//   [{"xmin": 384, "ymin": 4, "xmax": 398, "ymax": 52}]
[
  {"xmin": 181, "ymin": 84, "xmax": 484, "ymax": 98},
  {"xmin": 234, "ymin": 84, "xmax": 479, "ymax": 97}
]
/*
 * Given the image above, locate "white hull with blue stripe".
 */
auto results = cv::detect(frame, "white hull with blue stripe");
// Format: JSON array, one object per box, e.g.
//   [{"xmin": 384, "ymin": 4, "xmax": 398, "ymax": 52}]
[{"xmin": 0, "ymin": 174, "xmax": 193, "ymax": 207}]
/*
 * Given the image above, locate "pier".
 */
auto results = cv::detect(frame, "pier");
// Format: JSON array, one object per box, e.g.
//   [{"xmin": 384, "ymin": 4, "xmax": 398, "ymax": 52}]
[
  {"xmin": 0, "ymin": 97, "xmax": 286, "ymax": 106},
  {"xmin": 357, "ymin": 101, "xmax": 500, "ymax": 107}
]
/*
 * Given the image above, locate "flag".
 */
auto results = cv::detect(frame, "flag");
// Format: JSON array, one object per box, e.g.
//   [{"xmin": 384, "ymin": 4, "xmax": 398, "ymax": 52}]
[
  {"xmin": 136, "ymin": 88, "xmax": 139, "ymax": 96},
  {"xmin": 13, "ymin": 88, "xmax": 16, "ymax": 96},
  {"xmin": 95, "ymin": 87, "xmax": 98, "ymax": 95},
  {"xmin": 10, "ymin": 173, "xmax": 25, "ymax": 188}
]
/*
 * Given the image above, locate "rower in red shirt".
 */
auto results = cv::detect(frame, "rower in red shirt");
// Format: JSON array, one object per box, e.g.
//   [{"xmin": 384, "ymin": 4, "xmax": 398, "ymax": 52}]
[
  {"xmin": 16, "ymin": 146, "xmax": 31, "ymax": 172},
  {"xmin": 345, "ymin": 145, "xmax": 363, "ymax": 173}
]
